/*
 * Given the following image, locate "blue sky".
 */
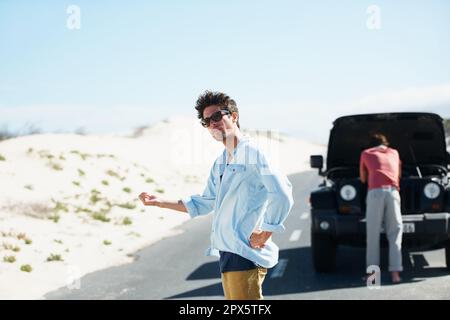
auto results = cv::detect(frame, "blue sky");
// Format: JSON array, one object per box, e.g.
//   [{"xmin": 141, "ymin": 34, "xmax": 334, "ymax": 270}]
[{"xmin": 1, "ymin": 0, "xmax": 449, "ymax": 143}]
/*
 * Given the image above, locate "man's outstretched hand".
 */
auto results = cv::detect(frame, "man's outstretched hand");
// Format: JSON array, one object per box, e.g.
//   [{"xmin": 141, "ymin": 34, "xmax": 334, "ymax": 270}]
[
  {"xmin": 249, "ymin": 230, "xmax": 273, "ymax": 249},
  {"xmin": 139, "ymin": 192, "xmax": 163, "ymax": 207}
]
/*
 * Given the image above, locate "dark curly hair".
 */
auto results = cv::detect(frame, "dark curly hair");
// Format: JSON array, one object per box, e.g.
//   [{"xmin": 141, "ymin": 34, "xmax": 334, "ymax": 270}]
[{"xmin": 195, "ymin": 91, "xmax": 240, "ymax": 128}]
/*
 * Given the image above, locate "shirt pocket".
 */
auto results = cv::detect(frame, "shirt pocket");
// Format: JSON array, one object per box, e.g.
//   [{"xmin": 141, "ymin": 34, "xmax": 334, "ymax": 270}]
[
  {"xmin": 228, "ymin": 164, "xmax": 246, "ymax": 173},
  {"xmin": 227, "ymin": 164, "xmax": 247, "ymax": 185}
]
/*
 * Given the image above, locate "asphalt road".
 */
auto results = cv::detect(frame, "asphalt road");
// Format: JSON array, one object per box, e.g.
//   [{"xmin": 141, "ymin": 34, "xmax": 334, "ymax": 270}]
[{"xmin": 46, "ymin": 171, "xmax": 450, "ymax": 300}]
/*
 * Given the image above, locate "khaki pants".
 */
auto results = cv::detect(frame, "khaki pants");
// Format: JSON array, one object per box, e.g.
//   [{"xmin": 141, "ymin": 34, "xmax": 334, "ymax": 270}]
[
  {"xmin": 366, "ymin": 188, "xmax": 403, "ymax": 272},
  {"xmin": 221, "ymin": 267, "xmax": 267, "ymax": 300}
]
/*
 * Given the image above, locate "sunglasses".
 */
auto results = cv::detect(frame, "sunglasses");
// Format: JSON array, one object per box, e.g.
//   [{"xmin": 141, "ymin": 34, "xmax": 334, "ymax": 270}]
[{"xmin": 201, "ymin": 110, "xmax": 231, "ymax": 128}]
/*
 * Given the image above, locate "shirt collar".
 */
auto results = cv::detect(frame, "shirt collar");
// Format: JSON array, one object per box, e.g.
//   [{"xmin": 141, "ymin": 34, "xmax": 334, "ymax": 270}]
[{"xmin": 222, "ymin": 135, "xmax": 251, "ymax": 164}]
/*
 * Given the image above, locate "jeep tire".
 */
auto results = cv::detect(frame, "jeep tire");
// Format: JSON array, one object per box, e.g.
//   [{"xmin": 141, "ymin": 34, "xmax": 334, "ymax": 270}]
[
  {"xmin": 311, "ymin": 232, "xmax": 337, "ymax": 273},
  {"xmin": 445, "ymin": 240, "xmax": 450, "ymax": 270}
]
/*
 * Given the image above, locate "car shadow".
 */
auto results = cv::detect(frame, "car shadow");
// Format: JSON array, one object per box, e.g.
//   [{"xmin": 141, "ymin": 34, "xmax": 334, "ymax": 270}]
[{"xmin": 166, "ymin": 246, "xmax": 449, "ymax": 299}]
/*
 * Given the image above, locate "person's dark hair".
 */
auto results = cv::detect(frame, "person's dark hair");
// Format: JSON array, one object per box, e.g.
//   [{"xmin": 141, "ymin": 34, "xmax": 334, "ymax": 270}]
[
  {"xmin": 369, "ymin": 133, "xmax": 389, "ymax": 147},
  {"xmin": 195, "ymin": 91, "xmax": 240, "ymax": 128}
]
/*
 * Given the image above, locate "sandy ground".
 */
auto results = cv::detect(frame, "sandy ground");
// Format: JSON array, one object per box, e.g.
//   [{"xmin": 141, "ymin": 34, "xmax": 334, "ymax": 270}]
[{"xmin": 0, "ymin": 117, "xmax": 325, "ymax": 299}]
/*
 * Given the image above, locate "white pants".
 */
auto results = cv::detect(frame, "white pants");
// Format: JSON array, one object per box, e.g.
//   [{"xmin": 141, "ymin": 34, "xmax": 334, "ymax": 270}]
[{"xmin": 366, "ymin": 188, "xmax": 403, "ymax": 272}]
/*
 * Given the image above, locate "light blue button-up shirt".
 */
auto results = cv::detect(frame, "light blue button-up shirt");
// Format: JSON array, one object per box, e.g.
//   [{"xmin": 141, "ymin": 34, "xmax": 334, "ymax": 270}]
[{"xmin": 182, "ymin": 136, "xmax": 294, "ymax": 268}]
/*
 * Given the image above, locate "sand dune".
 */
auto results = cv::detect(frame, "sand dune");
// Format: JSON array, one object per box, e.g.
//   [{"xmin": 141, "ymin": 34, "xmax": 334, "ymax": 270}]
[{"xmin": 0, "ymin": 117, "xmax": 325, "ymax": 299}]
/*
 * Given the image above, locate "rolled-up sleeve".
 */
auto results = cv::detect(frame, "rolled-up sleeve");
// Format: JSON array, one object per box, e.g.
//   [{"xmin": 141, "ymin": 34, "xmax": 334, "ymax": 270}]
[
  {"xmin": 256, "ymin": 151, "xmax": 294, "ymax": 233},
  {"xmin": 181, "ymin": 164, "xmax": 217, "ymax": 218}
]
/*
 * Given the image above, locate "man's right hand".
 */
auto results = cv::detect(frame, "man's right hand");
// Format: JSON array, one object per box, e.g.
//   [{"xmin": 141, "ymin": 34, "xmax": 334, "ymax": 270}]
[{"xmin": 139, "ymin": 192, "xmax": 163, "ymax": 207}]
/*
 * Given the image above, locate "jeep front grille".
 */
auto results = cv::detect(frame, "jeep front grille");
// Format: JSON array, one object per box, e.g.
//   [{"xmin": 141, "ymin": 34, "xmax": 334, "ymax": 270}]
[
  {"xmin": 400, "ymin": 178, "xmax": 445, "ymax": 214},
  {"xmin": 400, "ymin": 181, "xmax": 418, "ymax": 214}
]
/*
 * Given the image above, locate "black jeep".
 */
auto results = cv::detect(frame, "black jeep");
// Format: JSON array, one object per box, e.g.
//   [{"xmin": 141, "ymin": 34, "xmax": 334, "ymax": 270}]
[{"xmin": 309, "ymin": 113, "xmax": 450, "ymax": 272}]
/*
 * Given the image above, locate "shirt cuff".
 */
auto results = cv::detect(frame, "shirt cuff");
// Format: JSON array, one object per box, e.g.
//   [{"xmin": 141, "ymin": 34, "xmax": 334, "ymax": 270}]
[
  {"xmin": 261, "ymin": 222, "xmax": 285, "ymax": 233},
  {"xmin": 181, "ymin": 196, "xmax": 199, "ymax": 218}
]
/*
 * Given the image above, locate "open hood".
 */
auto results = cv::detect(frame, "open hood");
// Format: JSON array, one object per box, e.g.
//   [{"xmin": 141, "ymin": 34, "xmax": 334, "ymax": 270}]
[{"xmin": 327, "ymin": 113, "xmax": 448, "ymax": 170}]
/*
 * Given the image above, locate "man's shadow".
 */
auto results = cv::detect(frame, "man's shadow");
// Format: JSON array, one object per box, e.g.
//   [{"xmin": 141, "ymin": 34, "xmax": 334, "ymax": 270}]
[{"xmin": 166, "ymin": 246, "xmax": 449, "ymax": 299}]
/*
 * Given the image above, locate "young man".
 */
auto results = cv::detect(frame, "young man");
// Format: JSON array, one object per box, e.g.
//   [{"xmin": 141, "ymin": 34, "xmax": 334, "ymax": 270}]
[
  {"xmin": 139, "ymin": 91, "xmax": 294, "ymax": 299},
  {"xmin": 360, "ymin": 133, "xmax": 403, "ymax": 284}
]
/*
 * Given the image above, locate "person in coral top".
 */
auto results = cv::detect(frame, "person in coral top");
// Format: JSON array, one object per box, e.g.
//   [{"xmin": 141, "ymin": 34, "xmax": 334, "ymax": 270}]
[{"xmin": 360, "ymin": 133, "xmax": 403, "ymax": 284}]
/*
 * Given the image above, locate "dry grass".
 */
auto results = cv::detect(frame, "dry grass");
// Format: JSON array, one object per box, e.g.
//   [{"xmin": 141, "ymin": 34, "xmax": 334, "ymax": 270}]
[
  {"xmin": 122, "ymin": 217, "xmax": 132, "ymax": 225},
  {"xmin": 47, "ymin": 254, "xmax": 63, "ymax": 262},
  {"xmin": 20, "ymin": 264, "xmax": 32, "ymax": 272},
  {"xmin": 92, "ymin": 212, "xmax": 110, "ymax": 223},
  {"xmin": 117, "ymin": 202, "xmax": 136, "ymax": 210},
  {"xmin": 3, "ymin": 255, "xmax": 16, "ymax": 263}
]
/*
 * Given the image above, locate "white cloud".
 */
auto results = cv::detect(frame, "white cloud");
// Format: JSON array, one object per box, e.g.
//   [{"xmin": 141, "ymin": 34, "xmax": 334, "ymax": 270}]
[
  {"xmin": 251, "ymin": 83, "xmax": 450, "ymax": 143},
  {"xmin": 0, "ymin": 104, "xmax": 174, "ymax": 134},
  {"xmin": 1, "ymin": 83, "xmax": 449, "ymax": 143}
]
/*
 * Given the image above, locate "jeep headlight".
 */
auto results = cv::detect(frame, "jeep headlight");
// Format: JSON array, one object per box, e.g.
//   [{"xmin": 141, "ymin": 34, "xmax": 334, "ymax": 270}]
[
  {"xmin": 340, "ymin": 185, "xmax": 357, "ymax": 201},
  {"xmin": 423, "ymin": 182, "xmax": 440, "ymax": 199}
]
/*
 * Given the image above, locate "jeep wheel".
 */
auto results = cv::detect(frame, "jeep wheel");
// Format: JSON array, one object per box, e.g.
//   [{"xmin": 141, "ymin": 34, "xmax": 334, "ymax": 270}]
[
  {"xmin": 445, "ymin": 241, "xmax": 450, "ymax": 270},
  {"xmin": 311, "ymin": 232, "xmax": 337, "ymax": 273}
]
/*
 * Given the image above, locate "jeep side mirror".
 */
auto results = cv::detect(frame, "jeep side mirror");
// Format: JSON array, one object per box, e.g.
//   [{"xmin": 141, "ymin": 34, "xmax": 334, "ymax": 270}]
[{"xmin": 310, "ymin": 155, "xmax": 323, "ymax": 169}]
